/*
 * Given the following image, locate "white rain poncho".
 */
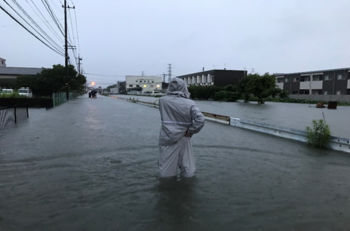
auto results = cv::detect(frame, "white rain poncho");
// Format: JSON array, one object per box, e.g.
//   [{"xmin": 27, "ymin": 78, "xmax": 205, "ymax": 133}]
[{"xmin": 158, "ymin": 78, "xmax": 205, "ymax": 178}]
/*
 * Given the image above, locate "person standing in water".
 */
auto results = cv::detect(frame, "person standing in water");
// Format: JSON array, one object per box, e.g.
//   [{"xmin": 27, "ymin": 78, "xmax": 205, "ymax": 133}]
[{"xmin": 158, "ymin": 78, "xmax": 205, "ymax": 178}]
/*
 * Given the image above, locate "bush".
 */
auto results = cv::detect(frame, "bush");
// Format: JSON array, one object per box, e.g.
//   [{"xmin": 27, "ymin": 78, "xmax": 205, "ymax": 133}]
[
  {"xmin": 306, "ymin": 119, "xmax": 331, "ymax": 148},
  {"xmin": 214, "ymin": 91, "xmax": 240, "ymax": 102},
  {"xmin": 0, "ymin": 92, "xmax": 27, "ymax": 98}
]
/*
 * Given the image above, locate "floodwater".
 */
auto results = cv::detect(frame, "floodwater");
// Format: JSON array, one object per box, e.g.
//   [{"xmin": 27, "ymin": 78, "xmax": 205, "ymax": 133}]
[
  {"xmin": 1, "ymin": 95, "xmax": 350, "ymax": 230},
  {"xmin": 125, "ymin": 95, "xmax": 350, "ymax": 138}
]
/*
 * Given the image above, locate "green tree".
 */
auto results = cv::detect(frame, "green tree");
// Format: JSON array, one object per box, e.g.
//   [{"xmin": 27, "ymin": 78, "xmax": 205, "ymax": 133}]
[
  {"xmin": 15, "ymin": 64, "xmax": 86, "ymax": 96},
  {"xmin": 246, "ymin": 73, "xmax": 276, "ymax": 104},
  {"xmin": 237, "ymin": 76, "xmax": 252, "ymax": 102},
  {"xmin": 106, "ymin": 84, "xmax": 118, "ymax": 92}
]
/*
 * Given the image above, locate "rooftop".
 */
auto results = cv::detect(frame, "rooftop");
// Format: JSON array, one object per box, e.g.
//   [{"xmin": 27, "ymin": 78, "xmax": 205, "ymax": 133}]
[
  {"xmin": 275, "ymin": 67, "xmax": 350, "ymax": 76},
  {"xmin": 0, "ymin": 66, "xmax": 43, "ymax": 75}
]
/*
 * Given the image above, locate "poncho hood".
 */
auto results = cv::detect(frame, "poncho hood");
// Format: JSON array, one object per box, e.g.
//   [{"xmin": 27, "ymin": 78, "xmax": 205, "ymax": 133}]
[{"xmin": 166, "ymin": 78, "xmax": 190, "ymax": 98}]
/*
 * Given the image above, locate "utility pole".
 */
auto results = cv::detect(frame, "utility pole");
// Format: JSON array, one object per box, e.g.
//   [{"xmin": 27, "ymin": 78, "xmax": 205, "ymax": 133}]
[
  {"xmin": 64, "ymin": 0, "xmax": 68, "ymax": 100},
  {"xmin": 163, "ymin": 73, "xmax": 166, "ymax": 83},
  {"xmin": 77, "ymin": 56, "xmax": 82, "ymax": 75},
  {"xmin": 63, "ymin": 0, "xmax": 75, "ymax": 100},
  {"xmin": 168, "ymin": 64, "xmax": 172, "ymax": 82}
]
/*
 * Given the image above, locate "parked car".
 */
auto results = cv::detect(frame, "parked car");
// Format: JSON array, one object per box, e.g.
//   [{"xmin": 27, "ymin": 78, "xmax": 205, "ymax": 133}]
[
  {"xmin": 18, "ymin": 87, "xmax": 33, "ymax": 98},
  {"xmin": 0, "ymin": 89, "xmax": 14, "ymax": 95}
]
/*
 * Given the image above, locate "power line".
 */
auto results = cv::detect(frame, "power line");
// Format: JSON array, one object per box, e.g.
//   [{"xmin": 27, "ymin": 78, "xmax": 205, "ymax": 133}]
[
  {"xmin": 3, "ymin": 0, "xmax": 64, "ymax": 55},
  {"xmin": 26, "ymin": 0, "xmax": 64, "ymax": 44},
  {"xmin": 0, "ymin": 4, "xmax": 64, "ymax": 56},
  {"xmin": 72, "ymin": 5, "xmax": 80, "ymax": 52},
  {"xmin": 10, "ymin": 0, "xmax": 63, "ymax": 53},
  {"xmin": 41, "ymin": 0, "xmax": 64, "ymax": 37},
  {"xmin": 84, "ymin": 73, "xmax": 126, "ymax": 77}
]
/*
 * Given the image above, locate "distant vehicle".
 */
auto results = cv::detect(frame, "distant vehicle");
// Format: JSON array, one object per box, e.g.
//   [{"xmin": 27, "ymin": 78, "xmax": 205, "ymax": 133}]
[
  {"xmin": 1, "ymin": 89, "xmax": 14, "ymax": 95},
  {"xmin": 18, "ymin": 87, "xmax": 33, "ymax": 98}
]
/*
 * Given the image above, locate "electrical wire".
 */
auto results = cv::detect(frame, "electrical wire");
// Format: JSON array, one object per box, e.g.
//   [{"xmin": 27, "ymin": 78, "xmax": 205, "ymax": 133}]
[
  {"xmin": 3, "ymin": 0, "xmax": 64, "ymax": 55},
  {"xmin": 41, "ymin": 0, "xmax": 64, "ymax": 37},
  {"xmin": 0, "ymin": 4, "xmax": 64, "ymax": 56},
  {"xmin": 11, "ymin": 0, "xmax": 63, "ymax": 53},
  {"xmin": 26, "ymin": 0, "xmax": 64, "ymax": 44}
]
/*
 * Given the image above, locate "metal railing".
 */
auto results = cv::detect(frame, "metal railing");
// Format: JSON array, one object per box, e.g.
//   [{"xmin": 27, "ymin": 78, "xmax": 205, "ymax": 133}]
[
  {"xmin": 52, "ymin": 92, "xmax": 81, "ymax": 107},
  {"xmin": 110, "ymin": 95, "xmax": 350, "ymax": 154},
  {"xmin": 0, "ymin": 104, "xmax": 29, "ymax": 129}
]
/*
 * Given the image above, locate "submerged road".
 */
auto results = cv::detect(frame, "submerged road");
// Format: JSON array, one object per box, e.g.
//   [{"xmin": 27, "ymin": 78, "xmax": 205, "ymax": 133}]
[{"xmin": 1, "ymin": 94, "xmax": 350, "ymax": 231}]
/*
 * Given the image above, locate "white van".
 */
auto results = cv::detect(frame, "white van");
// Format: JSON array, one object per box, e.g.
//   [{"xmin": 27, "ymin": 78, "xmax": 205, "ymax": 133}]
[
  {"xmin": 18, "ymin": 87, "xmax": 33, "ymax": 98},
  {"xmin": 1, "ymin": 89, "xmax": 13, "ymax": 94}
]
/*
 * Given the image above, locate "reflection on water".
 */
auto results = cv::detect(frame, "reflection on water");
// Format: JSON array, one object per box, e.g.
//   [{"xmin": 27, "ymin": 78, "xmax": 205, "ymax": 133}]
[
  {"xmin": 119, "ymin": 96, "xmax": 350, "ymax": 138},
  {"xmin": 152, "ymin": 177, "xmax": 198, "ymax": 230},
  {"xmin": 2, "ymin": 96, "xmax": 350, "ymax": 230}
]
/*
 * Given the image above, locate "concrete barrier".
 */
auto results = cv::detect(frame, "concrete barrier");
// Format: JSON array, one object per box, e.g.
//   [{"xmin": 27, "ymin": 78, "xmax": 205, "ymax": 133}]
[
  {"xmin": 112, "ymin": 95, "xmax": 350, "ymax": 154},
  {"xmin": 230, "ymin": 117, "xmax": 350, "ymax": 153}
]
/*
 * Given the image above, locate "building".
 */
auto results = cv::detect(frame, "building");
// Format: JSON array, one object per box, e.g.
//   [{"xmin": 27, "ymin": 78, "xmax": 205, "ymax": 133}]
[
  {"xmin": 177, "ymin": 69, "xmax": 247, "ymax": 87},
  {"xmin": 275, "ymin": 67, "xmax": 350, "ymax": 95},
  {"xmin": 125, "ymin": 75, "xmax": 162, "ymax": 93},
  {"xmin": 0, "ymin": 58, "xmax": 43, "ymax": 88}
]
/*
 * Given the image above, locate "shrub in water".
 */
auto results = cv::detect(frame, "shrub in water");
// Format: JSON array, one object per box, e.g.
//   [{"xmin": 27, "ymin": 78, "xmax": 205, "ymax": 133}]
[{"xmin": 306, "ymin": 119, "xmax": 331, "ymax": 148}]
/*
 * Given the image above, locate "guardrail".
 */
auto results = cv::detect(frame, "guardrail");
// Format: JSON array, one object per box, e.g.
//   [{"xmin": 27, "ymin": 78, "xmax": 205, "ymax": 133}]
[
  {"xmin": 111, "ymin": 95, "xmax": 350, "ymax": 154},
  {"xmin": 230, "ymin": 117, "xmax": 350, "ymax": 153},
  {"xmin": 202, "ymin": 112, "xmax": 230, "ymax": 124}
]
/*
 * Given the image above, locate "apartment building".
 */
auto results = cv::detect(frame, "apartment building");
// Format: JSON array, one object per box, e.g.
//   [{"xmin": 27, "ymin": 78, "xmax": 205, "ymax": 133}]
[
  {"xmin": 275, "ymin": 67, "xmax": 350, "ymax": 95},
  {"xmin": 177, "ymin": 69, "xmax": 247, "ymax": 87}
]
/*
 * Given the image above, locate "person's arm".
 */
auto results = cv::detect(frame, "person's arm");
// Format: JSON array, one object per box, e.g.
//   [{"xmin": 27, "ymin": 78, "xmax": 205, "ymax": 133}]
[{"xmin": 186, "ymin": 104, "xmax": 205, "ymax": 136}]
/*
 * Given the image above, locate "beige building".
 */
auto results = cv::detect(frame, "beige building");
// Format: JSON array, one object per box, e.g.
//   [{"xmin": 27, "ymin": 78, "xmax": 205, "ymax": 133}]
[{"xmin": 125, "ymin": 75, "xmax": 162, "ymax": 93}]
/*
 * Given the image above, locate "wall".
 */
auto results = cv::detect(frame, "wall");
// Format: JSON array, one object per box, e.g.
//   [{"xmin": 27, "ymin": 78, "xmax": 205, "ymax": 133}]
[{"xmin": 288, "ymin": 94, "xmax": 350, "ymax": 102}]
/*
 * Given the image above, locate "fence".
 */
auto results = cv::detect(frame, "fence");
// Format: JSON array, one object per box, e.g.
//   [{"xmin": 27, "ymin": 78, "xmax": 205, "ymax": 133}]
[
  {"xmin": 0, "ymin": 105, "xmax": 29, "ymax": 130},
  {"xmin": 52, "ymin": 91, "xmax": 81, "ymax": 107}
]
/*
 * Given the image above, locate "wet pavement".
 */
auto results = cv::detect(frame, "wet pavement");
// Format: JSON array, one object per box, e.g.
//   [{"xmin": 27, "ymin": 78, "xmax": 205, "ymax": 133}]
[{"xmin": 1, "ymin": 94, "xmax": 350, "ymax": 231}]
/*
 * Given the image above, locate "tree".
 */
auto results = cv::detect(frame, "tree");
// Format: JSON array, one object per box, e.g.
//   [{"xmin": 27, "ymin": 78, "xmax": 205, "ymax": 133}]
[
  {"xmin": 246, "ymin": 73, "xmax": 276, "ymax": 104},
  {"xmin": 106, "ymin": 84, "xmax": 118, "ymax": 92},
  {"xmin": 15, "ymin": 64, "xmax": 86, "ymax": 96},
  {"xmin": 237, "ymin": 76, "xmax": 252, "ymax": 102}
]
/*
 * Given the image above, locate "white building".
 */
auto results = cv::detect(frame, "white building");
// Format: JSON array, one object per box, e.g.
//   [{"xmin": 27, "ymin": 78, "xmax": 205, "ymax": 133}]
[
  {"xmin": 0, "ymin": 58, "xmax": 6, "ymax": 67},
  {"xmin": 125, "ymin": 75, "xmax": 162, "ymax": 93}
]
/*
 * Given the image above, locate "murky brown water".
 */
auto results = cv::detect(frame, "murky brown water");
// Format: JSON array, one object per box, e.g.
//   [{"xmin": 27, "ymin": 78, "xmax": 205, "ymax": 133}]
[{"xmin": 1, "ymin": 95, "xmax": 350, "ymax": 230}]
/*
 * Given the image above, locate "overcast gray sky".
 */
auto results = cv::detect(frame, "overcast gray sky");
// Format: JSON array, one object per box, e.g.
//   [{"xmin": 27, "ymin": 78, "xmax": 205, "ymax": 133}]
[{"xmin": 1, "ymin": 0, "xmax": 350, "ymax": 88}]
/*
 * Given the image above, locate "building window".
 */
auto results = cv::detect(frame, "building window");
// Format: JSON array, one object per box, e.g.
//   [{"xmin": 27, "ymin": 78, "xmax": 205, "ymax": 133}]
[
  {"xmin": 300, "ymin": 90, "xmax": 309, "ymax": 94},
  {"xmin": 312, "ymin": 75, "xmax": 323, "ymax": 81},
  {"xmin": 336, "ymin": 90, "xmax": 341, "ymax": 95},
  {"xmin": 337, "ymin": 74, "xmax": 345, "ymax": 80},
  {"xmin": 136, "ymin": 80, "xmax": 138, "ymax": 82},
  {"xmin": 292, "ymin": 91, "xmax": 299, "ymax": 94},
  {"xmin": 300, "ymin": 76, "xmax": 310, "ymax": 82},
  {"xmin": 150, "ymin": 85, "xmax": 153, "ymax": 87},
  {"xmin": 293, "ymin": 77, "xmax": 299, "ymax": 82},
  {"xmin": 324, "ymin": 75, "xmax": 333, "ymax": 80},
  {"xmin": 324, "ymin": 91, "xmax": 328, "ymax": 95},
  {"xmin": 129, "ymin": 85, "xmax": 133, "ymax": 87},
  {"xmin": 312, "ymin": 90, "xmax": 322, "ymax": 95},
  {"xmin": 276, "ymin": 78, "xmax": 284, "ymax": 83},
  {"xmin": 136, "ymin": 85, "xmax": 140, "ymax": 87},
  {"xmin": 285, "ymin": 78, "xmax": 289, "ymax": 83},
  {"xmin": 152, "ymin": 81, "xmax": 154, "ymax": 83}
]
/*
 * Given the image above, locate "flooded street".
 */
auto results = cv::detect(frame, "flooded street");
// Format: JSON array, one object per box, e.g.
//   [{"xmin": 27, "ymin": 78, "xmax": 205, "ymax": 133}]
[
  {"xmin": 1, "ymin": 95, "xmax": 350, "ymax": 230},
  {"xmin": 128, "ymin": 95, "xmax": 350, "ymax": 138}
]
